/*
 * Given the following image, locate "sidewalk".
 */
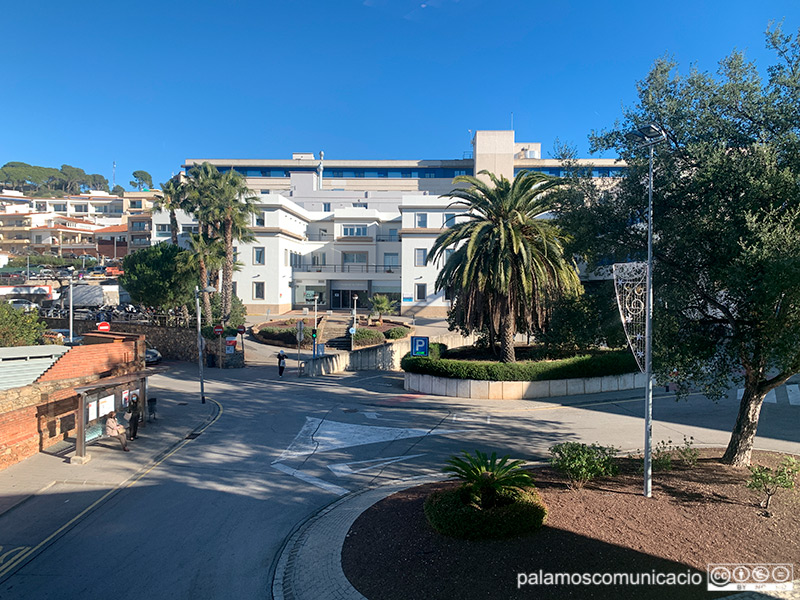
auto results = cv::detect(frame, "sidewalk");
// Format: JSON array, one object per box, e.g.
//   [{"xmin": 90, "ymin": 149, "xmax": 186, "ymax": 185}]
[{"xmin": 0, "ymin": 386, "xmax": 216, "ymax": 519}]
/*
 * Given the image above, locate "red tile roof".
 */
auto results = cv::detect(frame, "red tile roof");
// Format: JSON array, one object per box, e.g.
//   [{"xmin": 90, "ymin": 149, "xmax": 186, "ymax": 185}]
[{"xmin": 94, "ymin": 224, "xmax": 128, "ymax": 234}]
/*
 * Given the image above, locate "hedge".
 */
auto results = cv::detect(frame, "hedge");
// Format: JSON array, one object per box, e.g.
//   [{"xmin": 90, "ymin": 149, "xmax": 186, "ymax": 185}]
[
  {"xmin": 353, "ymin": 328, "xmax": 385, "ymax": 347},
  {"xmin": 385, "ymin": 326, "xmax": 412, "ymax": 339},
  {"xmin": 401, "ymin": 349, "xmax": 637, "ymax": 382}
]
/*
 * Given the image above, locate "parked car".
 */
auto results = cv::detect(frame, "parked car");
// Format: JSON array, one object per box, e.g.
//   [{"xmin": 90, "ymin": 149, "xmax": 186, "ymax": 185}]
[
  {"xmin": 145, "ymin": 342, "xmax": 162, "ymax": 365},
  {"xmin": 37, "ymin": 269, "xmax": 55, "ymax": 279},
  {"xmin": 44, "ymin": 329, "xmax": 84, "ymax": 346},
  {"xmin": 6, "ymin": 298, "xmax": 39, "ymax": 312}
]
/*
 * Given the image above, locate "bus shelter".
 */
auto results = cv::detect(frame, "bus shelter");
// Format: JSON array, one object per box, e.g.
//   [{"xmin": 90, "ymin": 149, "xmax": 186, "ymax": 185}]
[{"xmin": 70, "ymin": 366, "xmax": 168, "ymax": 464}]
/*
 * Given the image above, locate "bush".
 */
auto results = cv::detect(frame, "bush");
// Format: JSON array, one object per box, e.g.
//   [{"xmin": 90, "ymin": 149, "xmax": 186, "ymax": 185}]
[
  {"xmin": 651, "ymin": 439, "xmax": 674, "ymax": 472},
  {"xmin": 746, "ymin": 457, "xmax": 799, "ymax": 510},
  {"xmin": 424, "ymin": 486, "xmax": 547, "ymax": 540},
  {"xmin": 352, "ymin": 328, "xmax": 385, "ymax": 347},
  {"xmin": 443, "ymin": 450, "xmax": 532, "ymax": 510},
  {"xmin": 401, "ymin": 349, "xmax": 636, "ymax": 381},
  {"xmin": 549, "ymin": 442, "xmax": 619, "ymax": 489},
  {"xmin": 676, "ymin": 436, "xmax": 699, "ymax": 468},
  {"xmin": 385, "ymin": 326, "xmax": 411, "ymax": 339}
]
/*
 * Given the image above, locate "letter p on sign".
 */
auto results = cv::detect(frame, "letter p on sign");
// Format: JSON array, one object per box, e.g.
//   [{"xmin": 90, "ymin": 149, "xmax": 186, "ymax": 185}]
[{"xmin": 411, "ymin": 336, "xmax": 429, "ymax": 357}]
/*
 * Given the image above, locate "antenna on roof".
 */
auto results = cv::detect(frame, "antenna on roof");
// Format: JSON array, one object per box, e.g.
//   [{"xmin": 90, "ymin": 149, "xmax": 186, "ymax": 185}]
[{"xmin": 112, "ymin": 161, "xmax": 116, "ymax": 187}]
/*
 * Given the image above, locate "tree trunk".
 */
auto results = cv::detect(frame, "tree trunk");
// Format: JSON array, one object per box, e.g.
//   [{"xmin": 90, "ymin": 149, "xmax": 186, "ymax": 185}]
[
  {"xmin": 222, "ymin": 218, "xmax": 233, "ymax": 322},
  {"xmin": 170, "ymin": 210, "xmax": 179, "ymax": 246},
  {"xmin": 500, "ymin": 316, "xmax": 516, "ymax": 363},
  {"xmin": 721, "ymin": 379, "xmax": 766, "ymax": 467}
]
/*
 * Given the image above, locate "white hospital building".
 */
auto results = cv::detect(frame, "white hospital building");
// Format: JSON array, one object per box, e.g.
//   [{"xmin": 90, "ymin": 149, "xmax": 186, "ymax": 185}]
[{"xmin": 159, "ymin": 130, "xmax": 623, "ymax": 317}]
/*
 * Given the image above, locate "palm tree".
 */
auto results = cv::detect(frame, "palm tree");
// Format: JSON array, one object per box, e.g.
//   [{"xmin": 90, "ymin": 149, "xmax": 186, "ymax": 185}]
[
  {"xmin": 369, "ymin": 294, "xmax": 397, "ymax": 325},
  {"xmin": 428, "ymin": 170, "xmax": 580, "ymax": 363},
  {"xmin": 184, "ymin": 163, "xmax": 259, "ymax": 322},
  {"xmin": 154, "ymin": 178, "xmax": 186, "ymax": 245},
  {"xmin": 179, "ymin": 233, "xmax": 225, "ymax": 325}
]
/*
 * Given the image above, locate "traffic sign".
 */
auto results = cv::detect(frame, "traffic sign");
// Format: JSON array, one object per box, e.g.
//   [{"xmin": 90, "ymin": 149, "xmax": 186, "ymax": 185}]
[
  {"xmin": 349, "ymin": 327, "xmax": 356, "ymax": 335},
  {"xmin": 213, "ymin": 325, "xmax": 223, "ymax": 335},
  {"xmin": 411, "ymin": 336, "xmax": 429, "ymax": 357},
  {"xmin": 97, "ymin": 321, "xmax": 110, "ymax": 332},
  {"xmin": 237, "ymin": 325, "xmax": 246, "ymax": 334}
]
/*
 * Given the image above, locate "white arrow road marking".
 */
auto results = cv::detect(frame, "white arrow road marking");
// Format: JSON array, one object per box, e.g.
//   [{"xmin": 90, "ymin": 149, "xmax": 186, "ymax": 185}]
[
  {"xmin": 786, "ymin": 385, "xmax": 800, "ymax": 406},
  {"xmin": 328, "ymin": 454, "xmax": 426, "ymax": 477},
  {"xmin": 271, "ymin": 463, "xmax": 350, "ymax": 496},
  {"xmin": 363, "ymin": 411, "xmax": 380, "ymax": 419},
  {"xmin": 273, "ymin": 417, "xmax": 468, "ymax": 463}
]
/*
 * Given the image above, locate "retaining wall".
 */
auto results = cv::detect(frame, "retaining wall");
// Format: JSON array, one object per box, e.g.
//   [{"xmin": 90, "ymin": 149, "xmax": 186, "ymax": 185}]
[
  {"xmin": 303, "ymin": 332, "xmax": 477, "ymax": 376},
  {"xmin": 403, "ymin": 371, "xmax": 647, "ymax": 399}
]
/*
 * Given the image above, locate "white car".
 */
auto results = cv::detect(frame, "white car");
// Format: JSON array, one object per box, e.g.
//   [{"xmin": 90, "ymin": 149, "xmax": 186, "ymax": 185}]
[{"xmin": 7, "ymin": 298, "xmax": 39, "ymax": 312}]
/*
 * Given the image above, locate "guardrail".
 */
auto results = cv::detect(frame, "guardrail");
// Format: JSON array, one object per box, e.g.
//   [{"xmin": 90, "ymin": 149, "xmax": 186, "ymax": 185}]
[{"xmin": 294, "ymin": 264, "xmax": 400, "ymax": 273}]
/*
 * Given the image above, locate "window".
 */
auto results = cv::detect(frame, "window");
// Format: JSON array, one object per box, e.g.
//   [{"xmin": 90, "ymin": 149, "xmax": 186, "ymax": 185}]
[
  {"xmin": 34, "ymin": 235, "xmax": 42, "ymax": 243},
  {"xmin": 255, "ymin": 213, "xmax": 265, "ymax": 227},
  {"xmin": 416, "ymin": 213, "xmax": 427, "ymax": 228},
  {"xmin": 182, "ymin": 225, "xmax": 199, "ymax": 234},
  {"xmin": 444, "ymin": 286, "xmax": 453, "ymax": 301},
  {"xmin": 130, "ymin": 221, "xmax": 148, "ymax": 231},
  {"xmin": 323, "ymin": 202, "xmax": 331, "ymax": 212},
  {"xmin": 444, "ymin": 248, "xmax": 455, "ymax": 263},
  {"xmin": 389, "ymin": 228, "xmax": 398, "ymax": 241},
  {"xmin": 343, "ymin": 225, "xmax": 367, "ymax": 237},
  {"xmin": 352, "ymin": 202, "xmax": 368, "ymax": 209},
  {"xmin": 253, "ymin": 281, "xmax": 265, "ymax": 300},
  {"xmin": 232, "ymin": 282, "xmax": 237, "ymax": 297},
  {"xmin": 415, "ymin": 283, "xmax": 427, "ymax": 301},
  {"xmin": 54, "ymin": 204, "xmax": 67, "ymax": 212},
  {"xmin": 312, "ymin": 252, "xmax": 326, "ymax": 266},
  {"xmin": 342, "ymin": 252, "xmax": 367, "ymax": 264},
  {"xmin": 233, "ymin": 246, "xmax": 238, "ymax": 262},
  {"xmin": 443, "ymin": 213, "xmax": 456, "ymax": 227},
  {"xmin": 156, "ymin": 224, "xmax": 169, "ymax": 232},
  {"xmin": 253, "ymin": 247, "xmax": 265, "ymax": 265},
  {"xmin": 414, "ymin": 248, "xmax": 427, "ymax": 266},
  {"xmin": 74, "ymin": 204, "xmax": 88, "ymax": 213},
  {"xmin": 261, "ymin": 189, "xmax": 271, "ymax": 195},
  {"xmin": 384, "ymin": 253, "xmax": 398, "ymax": 271},
  {"xmin": 129, "ymin": 200, "xmax": 142, "ymax": 209}
]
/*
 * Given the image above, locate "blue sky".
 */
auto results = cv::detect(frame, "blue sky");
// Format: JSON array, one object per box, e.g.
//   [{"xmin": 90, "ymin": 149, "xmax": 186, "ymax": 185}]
[{"xmin": 3, "ymin": 0, "xmax": 797, "ymax": 190}]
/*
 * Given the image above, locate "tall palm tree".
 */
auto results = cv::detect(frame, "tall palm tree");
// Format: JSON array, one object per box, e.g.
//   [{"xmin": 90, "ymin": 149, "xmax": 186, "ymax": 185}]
[
  {"xmin": 428, "ymin": 170, "xmax": 580, "ymax": 363},
  {"xmin": 179, "ymin": 233, "xmax": 225, "ymax": 325},
  {"xmin": 154, "ymin": 178, "xmax": 186, "ymax": 245},
  {"xmin": 184, "ymin": 163, "xmax": 259, "ymax": 322}
]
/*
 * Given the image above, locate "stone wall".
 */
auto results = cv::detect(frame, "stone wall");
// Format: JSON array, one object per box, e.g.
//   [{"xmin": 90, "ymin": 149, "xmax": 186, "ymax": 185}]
[
  {"xmin": 44, "ymin": 318, "xmax": 199, "ymax": 361},
  {"xmin": 0, "ymin": 336, "xmax": 144, "ymax": 471}
]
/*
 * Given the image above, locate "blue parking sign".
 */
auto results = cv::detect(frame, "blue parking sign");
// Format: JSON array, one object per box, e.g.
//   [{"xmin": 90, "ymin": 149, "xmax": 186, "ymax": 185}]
[{"xmin": 411, "ymin": 336, "xmax": 429, "ymax": 357}]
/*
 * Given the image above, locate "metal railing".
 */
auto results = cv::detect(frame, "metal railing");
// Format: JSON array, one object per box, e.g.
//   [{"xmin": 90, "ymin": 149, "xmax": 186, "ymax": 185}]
[{"xmin": 294, "ymin": 264, "xmax": 400, "ymax": 273}]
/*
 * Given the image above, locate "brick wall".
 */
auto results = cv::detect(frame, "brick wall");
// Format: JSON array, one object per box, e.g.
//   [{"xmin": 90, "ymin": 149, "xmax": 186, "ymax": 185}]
[{"xmin": 0, "ymin": 335, "xmax": 144, "ymax": 471}]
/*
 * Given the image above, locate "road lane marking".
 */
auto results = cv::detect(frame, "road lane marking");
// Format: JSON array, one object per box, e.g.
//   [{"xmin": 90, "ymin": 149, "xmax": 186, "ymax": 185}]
[
  {"xmin": 328, "ymin": 454, "xmax": 426, "ymax": 477},
  {"xmin": 0, "ymin": 547, "xmax": 29, "ymax": 566},
  {"xmin": 786, "ymin": 385, "xmax": 800, "ymax": 406},
  {"xmin": 0, "ymin": 399, "xmax": 223, "ymax": 582},
  {"xmin": 271, "ymin": 463, "xmax": 350, "ymax": 496},
  {"xmin": 272, "ymin": 417, "xmax": 467, "ymax": 463}
]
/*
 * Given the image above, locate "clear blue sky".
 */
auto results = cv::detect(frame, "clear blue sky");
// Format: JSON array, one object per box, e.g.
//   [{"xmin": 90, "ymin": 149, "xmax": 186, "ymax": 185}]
[{"xmin": 3, "ymin": 0, "xmax": 796, "ymax": 190}]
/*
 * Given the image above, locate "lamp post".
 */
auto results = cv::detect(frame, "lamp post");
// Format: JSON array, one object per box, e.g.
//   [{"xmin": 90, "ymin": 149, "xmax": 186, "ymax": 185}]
[
  {"xmin": 626, "ymin": 123, "xmax": 667, "ymax": 498},
  {"xmin": 313, "ymin": 294, "xmax": 319, "ymax": 359},
  {"xmin": 69, "ymin": 274, "xmax": 74, "ymax": 344},
  {"xmin": 351, "ymin": 293, "xmax": 358, "ymax": 351},
  {"xmin": 195, "ymin": 285, "xmax": 216, "ymax": 404}
]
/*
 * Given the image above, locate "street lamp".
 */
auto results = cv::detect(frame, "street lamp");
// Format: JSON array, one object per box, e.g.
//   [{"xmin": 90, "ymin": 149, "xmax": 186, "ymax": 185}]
[
  {"xmin": 69, "ymin": 273, "xmax": 74, "ymax": 344},
  {"xmin": 626, "ymin": 122, "xmax": 667, "ymax": 498},
  {"xmin": 351, "ymin": 294, "xmax": 358, "ymax": 351},
  {"xmin": 195, "ymin": 285, "xmax": 216, "ymax": 404},
  {"xmin": 313, "ymin": 294, "xmax": 319, "ymax": 359}
]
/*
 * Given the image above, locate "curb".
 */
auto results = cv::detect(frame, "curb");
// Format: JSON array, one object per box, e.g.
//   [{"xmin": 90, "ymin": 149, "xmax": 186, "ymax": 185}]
[{"xmin": 271, "ymin": 475, "xmax": 440, "ymax": 600}]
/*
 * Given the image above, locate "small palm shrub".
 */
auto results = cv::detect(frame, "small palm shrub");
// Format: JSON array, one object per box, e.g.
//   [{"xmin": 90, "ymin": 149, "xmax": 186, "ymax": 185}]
[
  {"xmin": 425, "ymin": 449, "xmax": 547, "ymax": 539},
  {"xmin": 746, "ymin": 457, "xmax": 799, "ymax": 510},
  {"xmin": 549, "ymin": 442, "xmax": 619, "ymax": 489},
  {"xmin": 443, "ymin": 450, "xmax": 533, "ymax": 509}
]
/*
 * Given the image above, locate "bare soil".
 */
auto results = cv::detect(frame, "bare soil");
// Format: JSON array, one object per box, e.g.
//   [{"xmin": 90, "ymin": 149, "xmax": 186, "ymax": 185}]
[{"xmin": 342, "ymin": 450, "xmax": 800, "ymax": 600}]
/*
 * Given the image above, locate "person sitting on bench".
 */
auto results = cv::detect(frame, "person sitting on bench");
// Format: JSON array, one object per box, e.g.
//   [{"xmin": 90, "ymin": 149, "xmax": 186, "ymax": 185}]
[{"xmin": 105, "ymin": 411, "xmax": 129, "ymax": 452}]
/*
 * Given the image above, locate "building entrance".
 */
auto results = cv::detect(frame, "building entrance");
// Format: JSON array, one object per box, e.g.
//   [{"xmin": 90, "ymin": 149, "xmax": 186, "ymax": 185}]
[{"xmin": 331, "ymin": 289, "xmax": 368, "ymax": 310}]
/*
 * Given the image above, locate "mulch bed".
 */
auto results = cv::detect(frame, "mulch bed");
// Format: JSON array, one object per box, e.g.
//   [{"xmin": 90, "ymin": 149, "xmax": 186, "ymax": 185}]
[{"xmin": 342, "ymin": 450, "xmax": 800, "ymax": 600}]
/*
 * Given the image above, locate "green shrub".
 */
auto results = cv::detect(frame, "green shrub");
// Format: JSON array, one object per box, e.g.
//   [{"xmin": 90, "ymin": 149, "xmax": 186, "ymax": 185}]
[
  {"xmin": 401, "ymin": 349, "xmax": 636, "ymax": 381},
  {"xmin": 746, "ymin": 457, "xmax": 799, "ymax": 510},
  {"xmin": 549, "ymin": 442, "xmax": 619, "ymax": 489},
  {"xmin": 443, "ymin": 450, "xmax": 533, "ymax": 510},
  {"xmin": 676, "ymin": 436, "xmax": 699, "ymax": 467},
  {"xmin": 385, "ymin": 326, "xmax": 411, "ymax": 339},
  {"xmin": 352, "ymin": 328, "xmax": 385, "ymax": 346},
  {"xmin": 202, "ymin": 325, "xmax": 240, "ymax": 339},
  {"xmin": 424, "ymin": 486, "xmax": 547, "ymax": 540},
  {"xmin": 651, "ymin": 439, "xmax": 674, "ymax": 472}
]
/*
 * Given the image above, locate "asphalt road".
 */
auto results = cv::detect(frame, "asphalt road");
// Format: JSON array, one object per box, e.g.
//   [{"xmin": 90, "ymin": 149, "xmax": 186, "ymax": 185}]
[{"xmin": 1, "ymin": 361, "xmax": 798, "ymax": 600}]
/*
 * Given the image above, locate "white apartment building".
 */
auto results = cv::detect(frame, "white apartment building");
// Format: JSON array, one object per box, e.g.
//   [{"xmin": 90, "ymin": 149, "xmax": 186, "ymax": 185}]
[{"xmin": 166, "ymin": 130, "xmax": 623, "ymax": 317}]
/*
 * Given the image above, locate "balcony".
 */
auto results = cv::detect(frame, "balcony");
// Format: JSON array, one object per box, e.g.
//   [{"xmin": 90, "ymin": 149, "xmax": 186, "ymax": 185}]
[
  {"xmin": 306, "ymin": 233, "xmax": 334, "ymax": 241},
  {"xmin": 294, "ymin": 264, "xmax": 400, "ymax": 274},
  {"xmin": 375, "ymin": 234, "xmax": 399, "ymax": 242}
]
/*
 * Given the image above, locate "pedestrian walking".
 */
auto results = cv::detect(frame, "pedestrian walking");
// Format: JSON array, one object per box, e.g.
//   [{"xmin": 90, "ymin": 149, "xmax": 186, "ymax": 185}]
[
  {"xmin": 105, "ymin": 411, "xmax": 129, "ymax": 451},
  {"xmin": 128, "ymin": 394, "xmax": 141, "ymax": 440},
  {"xmin": 277, "ymin": 350, "xmax": 287, "ymax": 378}
]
